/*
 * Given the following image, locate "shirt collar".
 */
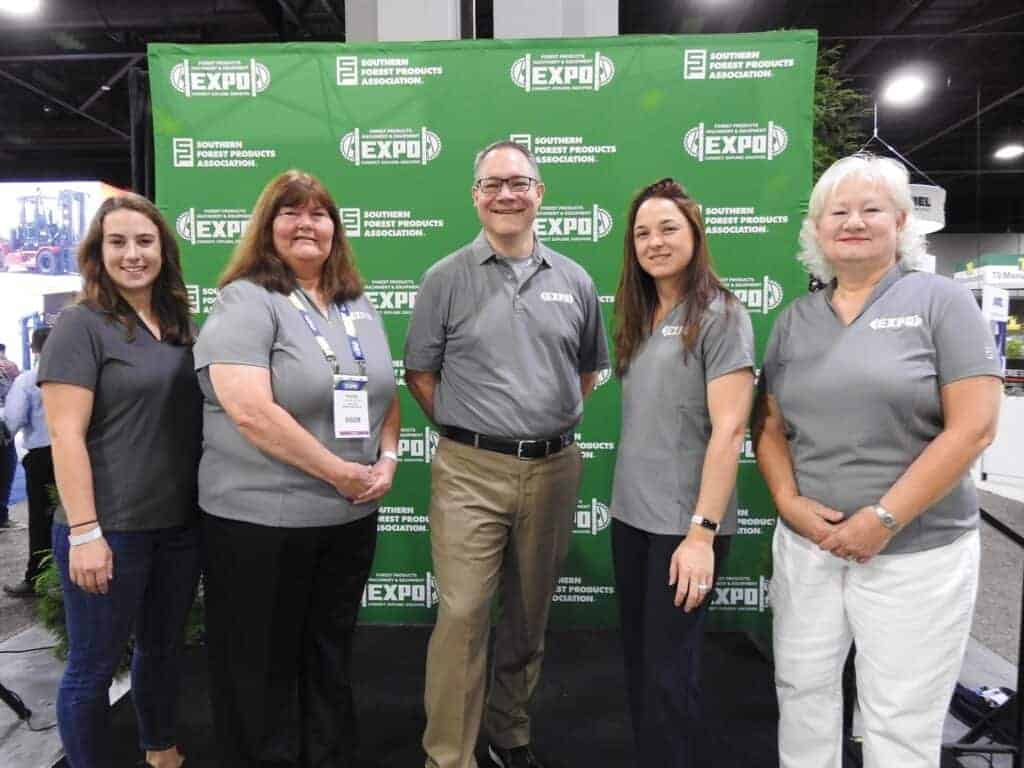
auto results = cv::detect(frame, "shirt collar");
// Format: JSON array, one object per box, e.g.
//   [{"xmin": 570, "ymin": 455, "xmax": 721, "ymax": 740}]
[
  {"xmin": 472, "ymin": 230, "xmax": 551, "ymax": 267},
  {"xmin": 825, "ymin": 260, "xmax": 911, "ymax": 315}
]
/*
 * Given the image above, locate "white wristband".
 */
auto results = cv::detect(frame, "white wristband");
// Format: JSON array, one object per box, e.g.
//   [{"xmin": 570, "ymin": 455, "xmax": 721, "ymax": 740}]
[
  {"xmin": 380, "ymin": 450, "xmax": 398, "ymax": 463},
  {"xmin": 69, "ymin": 526, "xmax": 103, "ymax": 546}
]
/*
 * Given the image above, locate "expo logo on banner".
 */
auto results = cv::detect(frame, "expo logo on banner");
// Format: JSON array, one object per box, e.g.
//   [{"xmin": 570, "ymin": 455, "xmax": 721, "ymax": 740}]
[
  {"xmin": 339, "ymin": 207, "xmax": 444, "ymax": 239},
  {"xmin": 339, "ymin": 127, "xmax": 441, "ymax": 166},
  {"xmin": 365, "ymin": 278, "xmax": 418, "ymax": 316},
  {"xmin": 722, "ymin": 275, "xmax": 784, "ymax": 314},
  {"xmin": 574, "ymin": 499, "xmax": 611, "ymax": 536},
  {"xmin": 170, "ymin": 59, "xmax": 270, "ymax": 97},
  {"xmin": 712, "ymin": 575, "xmax": 771, "ymax": 613},
  {"xmin": 683, "ymin": 122, "xmax": 788, "ymax": 162},
  {"xmin": 362, "ymin": 572, "xmax": 438, "ymax": 609},
  {"xmin": 739, "ymin": 429, "xmax": 756, "ymax": 465},
  {"xmin": 535, "ymin": 204, "xmax": 613, "ymax": 243},
  {"xmin": 336, "ymin": 55, "xmax": 444, "ymax": 86},
  {"xmin": 393, "ymin": 359, "xmax": 406, "ymax": 387},
  {"xmin": 175, "ymin": 208, "xmax": 250, "ymax": 246},
  {"xmin": 682, "ymin": 48, "xmax": 796, "ymax": 80},
  {"xmin": 510, "ymin": 52, "xmax": 615, "ymax": 92},
  {"xmin": 398, "ymin": 426, "xmax": 440, "ymax": 463},
  {"xmin": 510, "ymin": 133, "xmax": 617, "ymax": 166},
  {"xmin": 377, "ymin": 505, "xmax": 428, "ymax": 534}
]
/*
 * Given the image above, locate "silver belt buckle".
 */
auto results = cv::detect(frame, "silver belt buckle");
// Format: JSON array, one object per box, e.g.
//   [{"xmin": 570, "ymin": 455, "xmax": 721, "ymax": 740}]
[{"xmin": 516, "ymin": 440, "xmax": 529, "ymax": 460}]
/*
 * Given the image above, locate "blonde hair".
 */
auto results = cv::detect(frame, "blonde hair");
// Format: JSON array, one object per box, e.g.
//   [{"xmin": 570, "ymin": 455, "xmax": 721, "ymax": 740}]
[{"xmin": 796, "ymin": 154, "xmax": 927, "ymax": 282}]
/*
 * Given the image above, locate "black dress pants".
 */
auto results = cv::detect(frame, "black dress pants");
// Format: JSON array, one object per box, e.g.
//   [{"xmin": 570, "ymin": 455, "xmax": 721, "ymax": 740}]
[
  {"xmin": 611, "ymin": 519, "xmax": 731, "ymax": 768},
  {"xmin": 23, "ymin": 446, "xmax": 55, "ymax": 583},
  {"xmin": 202, "ymin": 511, "xmax": 378, "ymax": 768}
]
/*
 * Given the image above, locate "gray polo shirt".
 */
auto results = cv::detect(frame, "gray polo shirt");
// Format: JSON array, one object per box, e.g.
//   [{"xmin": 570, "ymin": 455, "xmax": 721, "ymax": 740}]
[
  {"xmin": 38, "ymin": 303, "xmax": 202, "ymax": 531},
  {"xmin": 761, "ymin": 263, "xmax": 1003, "ymax": 554},
  {"xmin": 611, "ymin": 297, "xmax": 754, "ymax": 535},
  {"xmin": 194, "ymin": 279, "xmax": 396, "ymax": 528},
  {"xmin": 404, "ymin": 231, "xmax": 610, "ymax": 438}
]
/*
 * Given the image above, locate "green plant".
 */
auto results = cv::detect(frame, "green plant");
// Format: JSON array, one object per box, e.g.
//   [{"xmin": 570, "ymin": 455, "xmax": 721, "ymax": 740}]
[
  {"xmin": 813, "ymin": 45, "xmax": 870, "ymax": 178},
  {"xmin": 1007, "ymin": 337, "xmax": 1023, "ymax": 359},
  {"xmin": 33, "ymin": 553, "xmax": 69, "ymax": 660}
]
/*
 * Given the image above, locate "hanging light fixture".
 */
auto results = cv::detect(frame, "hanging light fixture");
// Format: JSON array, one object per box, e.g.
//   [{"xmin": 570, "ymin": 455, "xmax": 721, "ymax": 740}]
[{"xmin": 994, "ymin": 143, "xmax": 1024, "ymax": 161}]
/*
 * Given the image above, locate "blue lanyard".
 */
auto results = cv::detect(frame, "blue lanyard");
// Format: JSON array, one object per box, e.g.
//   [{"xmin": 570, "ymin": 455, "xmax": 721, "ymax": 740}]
[{"xmin": 288, "ymin": 291, "xmax": 367, "ymax": 378}]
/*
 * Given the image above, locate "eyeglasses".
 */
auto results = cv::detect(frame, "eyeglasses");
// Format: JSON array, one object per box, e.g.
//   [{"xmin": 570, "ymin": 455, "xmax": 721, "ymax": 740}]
[{"xmin": 474, "ymin": 176, "xmax": 539, "ymax": 196}]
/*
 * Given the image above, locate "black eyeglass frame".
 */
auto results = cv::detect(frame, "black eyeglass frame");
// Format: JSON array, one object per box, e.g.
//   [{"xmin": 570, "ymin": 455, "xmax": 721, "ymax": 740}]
[{"xmin": 473, "ymin": 175, "xmax": 540, "ymax": 195}]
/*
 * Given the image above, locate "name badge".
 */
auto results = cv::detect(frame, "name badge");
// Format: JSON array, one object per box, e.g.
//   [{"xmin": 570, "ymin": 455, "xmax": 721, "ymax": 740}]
[{"xmin": 333, "ymin": 374, "xmax": 370, "ymax": 439}]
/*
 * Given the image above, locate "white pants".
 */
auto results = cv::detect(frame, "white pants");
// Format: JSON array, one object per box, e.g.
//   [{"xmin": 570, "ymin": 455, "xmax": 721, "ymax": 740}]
[{"xmin": 771, "ymin": 522, "xmax": 980, "ymax": 768}]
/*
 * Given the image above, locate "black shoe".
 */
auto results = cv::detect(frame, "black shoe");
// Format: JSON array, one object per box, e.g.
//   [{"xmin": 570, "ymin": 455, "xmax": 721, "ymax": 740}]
[
  {"xmin": 487, "ymin": 743, "xmax": 545, "ymax": 768},
  {"xmin": 3, "ymin": 580, "xmax": 36, "ymax": 598}
]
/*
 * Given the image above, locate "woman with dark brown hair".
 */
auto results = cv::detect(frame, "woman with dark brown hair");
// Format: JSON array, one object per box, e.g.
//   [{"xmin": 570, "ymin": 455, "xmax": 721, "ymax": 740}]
[
  {"xmin": 610, "ymin": 178, "xmax": 754, "ymax": 767},
  {"xmin": 194, "ymin": 170, "xmax": 399, "ymax": 767},
  {"xmin": 39, "ymin": 193, "xmax": 202, "ymax": 768}
]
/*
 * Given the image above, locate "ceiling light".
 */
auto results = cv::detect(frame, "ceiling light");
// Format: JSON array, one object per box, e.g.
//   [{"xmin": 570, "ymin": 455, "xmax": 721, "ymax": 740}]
[
  {"xmin": 0, "ymin": 0, "xmax": 41, "ymax": 15},
  {"xmin": 994, "ymin": 143, "xmax": 1024, "ymax": 161},
  {"xmin": 882, "ymin": 74, "xmax": 927, "ymax": 105}
]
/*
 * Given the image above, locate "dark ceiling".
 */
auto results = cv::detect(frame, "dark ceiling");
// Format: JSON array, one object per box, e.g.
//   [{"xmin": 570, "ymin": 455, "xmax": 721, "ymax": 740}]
[{"xmin": 0, "ymin": 0, "xmax": 1022, "ymax": 232}]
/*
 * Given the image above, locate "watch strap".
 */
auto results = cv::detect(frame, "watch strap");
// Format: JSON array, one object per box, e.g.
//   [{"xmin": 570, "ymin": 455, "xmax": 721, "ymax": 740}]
[{"xmin": 691, "ymin": 514, "xmax": 720, "ymax": 534}]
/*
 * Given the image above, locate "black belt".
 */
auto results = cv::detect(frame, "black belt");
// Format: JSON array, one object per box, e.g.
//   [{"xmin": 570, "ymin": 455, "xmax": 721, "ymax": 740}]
[{"xmin": 442, "ymin": 426, "xmax": 574, "ymax": 460}]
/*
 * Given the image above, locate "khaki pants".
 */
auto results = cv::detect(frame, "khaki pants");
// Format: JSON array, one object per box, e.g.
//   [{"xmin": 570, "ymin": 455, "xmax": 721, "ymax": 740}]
[{"xmin": 423, "ymin": 437, "xmax": 583, "ymax": 768}]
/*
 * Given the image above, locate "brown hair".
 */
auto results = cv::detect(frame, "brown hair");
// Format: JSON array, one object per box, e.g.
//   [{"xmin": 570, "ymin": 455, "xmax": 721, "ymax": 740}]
[
  {"xmin": 77, "ymin": 193, "xmax": 194, "ymax": 344},
  {"xmin": 219, "ymin": 170, "xmax": 362, "ymax": 303},
  {"xmin": 613, "ymin": 177, "xmax": 734, "ymax": 377}
]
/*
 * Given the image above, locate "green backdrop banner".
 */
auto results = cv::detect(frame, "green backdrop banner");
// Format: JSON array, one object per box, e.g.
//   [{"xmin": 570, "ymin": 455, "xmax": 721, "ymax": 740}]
[{"xmin": 149, "ymin": 31, "xmax": 817, "ymax": 634}]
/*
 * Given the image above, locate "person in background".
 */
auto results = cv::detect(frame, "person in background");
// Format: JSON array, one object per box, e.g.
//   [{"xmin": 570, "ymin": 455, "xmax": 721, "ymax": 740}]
[
  {"xmin": 610, "ymin": 178, "xmax": 754, "ymax": 767},
  {"xmin": 405, "ymin": 140, "xmax": 609, "ymax": 768},
  {"xmin": 195, "ymin": 169, "xmax": 399, "ymax": 768},
  {"xmin": 4, "ymin": 326, "xmax": 55, "ymax": 597},
  {"xmin": 0, "ymin": 342, "xmax": 21, "ymax": 528},
  {"xmin": 40, "ymin": 193, "xmax": 202, "ymax": 768},
  {"xmin": 754, "ymin": 154, "xmax": 1003, "ymax": 768}
]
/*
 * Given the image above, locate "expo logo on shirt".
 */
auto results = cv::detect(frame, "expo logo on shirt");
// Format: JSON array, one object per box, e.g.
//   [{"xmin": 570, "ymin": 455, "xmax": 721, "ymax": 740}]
[{"xmin": 868, "ymin": 314, "xmax": 923, "ymax": 331}]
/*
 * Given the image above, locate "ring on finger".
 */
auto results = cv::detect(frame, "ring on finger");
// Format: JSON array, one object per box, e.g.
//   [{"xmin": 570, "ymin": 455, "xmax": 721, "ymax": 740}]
[{"xmin": 697, "ymin": 583, "xmax": 709, "ymax": 592}]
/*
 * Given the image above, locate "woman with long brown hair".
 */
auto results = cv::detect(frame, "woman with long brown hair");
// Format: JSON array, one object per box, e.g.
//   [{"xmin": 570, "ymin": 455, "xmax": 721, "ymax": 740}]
[
  {"xmin": 194, "ymin": 170, "xmax": 399, "ymax": 766},
  {"xmin": 610, "ymin": 178, "xmax": 754, "ymax": 767},
  {"xmin": 39, "ymin": 193, "xmax": 202, "ymax": 768}
]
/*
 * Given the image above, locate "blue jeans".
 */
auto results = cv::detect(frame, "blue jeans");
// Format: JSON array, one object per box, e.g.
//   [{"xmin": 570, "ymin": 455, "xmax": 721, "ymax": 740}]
[{"xmin": 53, "ymin": 522, "xmax": 201, "ymax": 768}]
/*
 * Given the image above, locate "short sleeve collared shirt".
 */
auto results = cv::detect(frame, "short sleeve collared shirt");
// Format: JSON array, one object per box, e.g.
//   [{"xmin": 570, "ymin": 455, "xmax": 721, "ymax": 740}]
[
  {"xmin": 404, "ymin": 231, "xmax": 610, "ymax": 438},
  {"xmin": 761, "ymin": 263, "xmax": 1003, "ymax": 554},
  {"xmin": 611, "ymin": 297, "xmax": 754, "ymax": 535},
  {"xmin": 194, "ymin": 280, "xmax": 396, "ymax": 528}
]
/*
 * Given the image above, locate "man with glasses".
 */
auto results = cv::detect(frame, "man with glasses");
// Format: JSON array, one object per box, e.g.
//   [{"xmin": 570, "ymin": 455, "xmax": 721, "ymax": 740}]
[{"xmin": 405, "ymin": 140, "xmax": 608, "ymax": 768}]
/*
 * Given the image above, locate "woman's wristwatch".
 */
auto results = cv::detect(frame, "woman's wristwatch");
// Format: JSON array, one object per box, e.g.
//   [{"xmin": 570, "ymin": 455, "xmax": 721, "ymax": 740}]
[
  {"xmin": 873, "ymin": 504, "xmax": 901, "ymax": 532},
  {"xmin": 380, "ymin": 450, "xmax": 398, "ymax": 463},
  {"xmin": 69, "ymin": 526, "xmax": 104, "ymax": 546},
  {"xmin": 690, "ymin": 514, "xmax": 719, "ymax": 534}
]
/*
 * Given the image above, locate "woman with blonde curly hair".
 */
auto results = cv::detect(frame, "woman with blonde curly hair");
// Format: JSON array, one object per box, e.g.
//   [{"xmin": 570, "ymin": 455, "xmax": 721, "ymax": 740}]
[{"xmin": 754, "ymin": 154, "xmax": 1003, "ymax": 767}]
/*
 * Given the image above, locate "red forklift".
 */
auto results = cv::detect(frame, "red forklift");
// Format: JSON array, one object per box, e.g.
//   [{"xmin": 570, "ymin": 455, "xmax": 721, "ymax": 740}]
[{"xmin": 1, "ymin": 189, "xmax": 86, "ymax": 275}]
